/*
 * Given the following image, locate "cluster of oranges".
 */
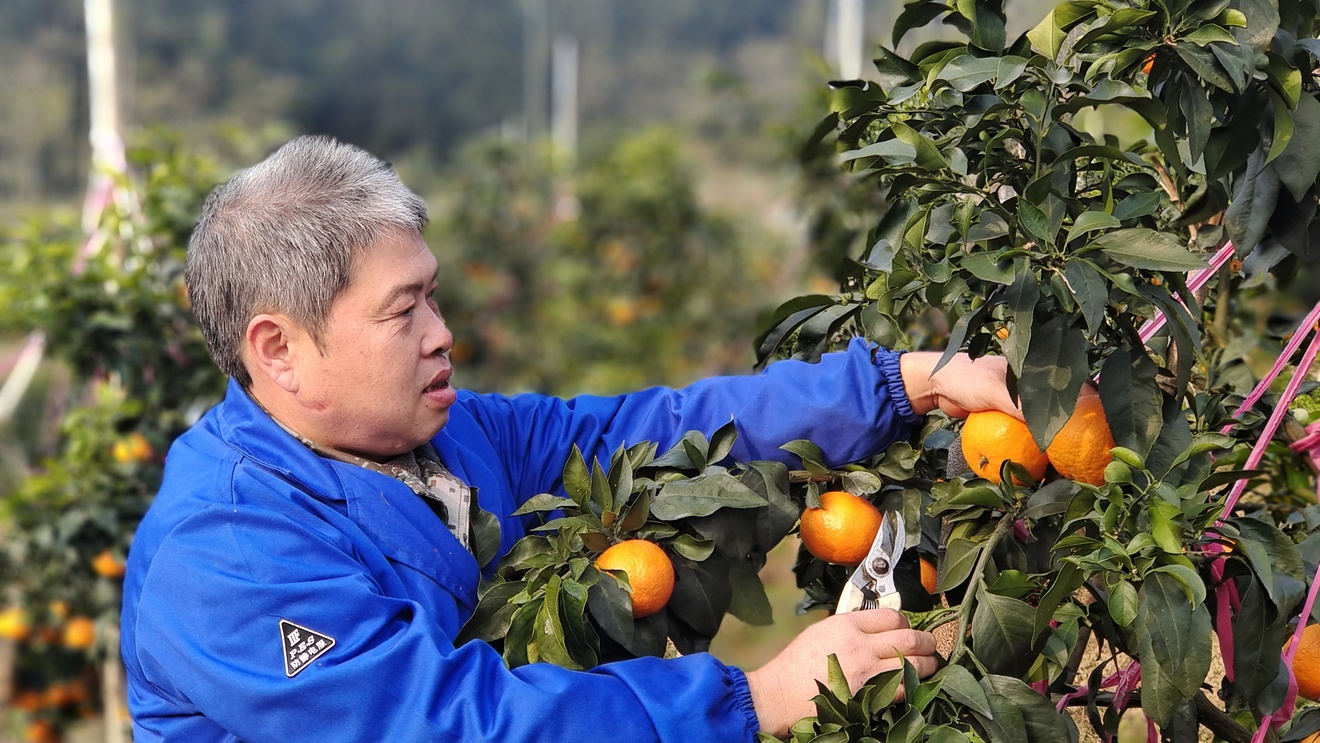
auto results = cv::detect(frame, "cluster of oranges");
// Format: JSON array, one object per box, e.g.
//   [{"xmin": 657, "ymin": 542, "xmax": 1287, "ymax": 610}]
[
  {"xmin": 960, "ymin": 389, "xmax": 1115, "ymax": 487},
  {"xmin": 0, "ymin": 604, "xmax": 98, "ymax": 651}
]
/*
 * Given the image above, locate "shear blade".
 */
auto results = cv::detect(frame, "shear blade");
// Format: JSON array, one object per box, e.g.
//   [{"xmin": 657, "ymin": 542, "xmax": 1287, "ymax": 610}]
[{"xmin": 835, "ymin": 510, "xmax": 905, "ymax": 614}]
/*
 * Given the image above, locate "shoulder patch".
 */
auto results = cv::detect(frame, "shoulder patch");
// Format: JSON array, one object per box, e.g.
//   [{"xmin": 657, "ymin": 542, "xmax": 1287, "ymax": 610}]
[{"xmin": 279, "ymin": 619, "xmax": 336, "ymax": 678}]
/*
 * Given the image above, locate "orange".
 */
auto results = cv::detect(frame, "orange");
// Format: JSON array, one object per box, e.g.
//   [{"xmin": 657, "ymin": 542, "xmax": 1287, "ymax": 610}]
[
  {"xmin": 596, "ymin": 540, "xmax": 675, "ymax": 618},
  {"xmin": 23, "ymin": 720, "xmax": 59, "ymax": 743},
  {"xmin": 111, "ymin": 433, "xmax": 153, "ymax": 464},
  {"xmin": 919, "ymin": 557, "xmax": 939, "ymax": 595},
  {"xmin": 92, "ymin": 549, "xmax": 127, "ymax": 579},
  {"xmin": 1140, "ymin": 54, "xmax": 1155, "ymax": 74},
  {"xmin": 1046, "ymin": 391, "xmax": 1115, "ymax": 486},
  {"xmin": 960, "ymin": 411, "xmax": 1048, "ymax": 485},
  {"xmin": 995, "ymin": 326, "xmax": 1010, "ymax": 340},
  {"xmin": 0, "ymin": 606, "xmax": 31, "ymax": 641},
  {"xmin": 1295, "ymin": 624, "xmax": 1320, "ymax": 701},
  {"xmin": 61, "ymin": 617, "xmax": 96, "ymax": 650},
  {"xmin": 799, "ymin": 491, "xmax": 884, "ymax": 566}
]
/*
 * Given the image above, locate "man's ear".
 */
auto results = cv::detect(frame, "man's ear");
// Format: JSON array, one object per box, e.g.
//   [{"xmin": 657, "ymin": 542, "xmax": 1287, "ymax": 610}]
[{"xmin": 245, "ymin": 314, "xmax": 304, "ymax": 393}]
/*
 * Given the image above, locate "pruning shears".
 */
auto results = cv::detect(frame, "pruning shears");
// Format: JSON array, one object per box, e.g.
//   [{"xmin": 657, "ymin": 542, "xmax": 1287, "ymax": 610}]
[{"xmin": 834, "ymin": 510, "xmax": 906, "ymax": 614}]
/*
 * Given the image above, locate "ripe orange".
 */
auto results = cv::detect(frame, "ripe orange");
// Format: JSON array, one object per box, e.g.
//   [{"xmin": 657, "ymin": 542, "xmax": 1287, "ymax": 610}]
[
  {"xmin": 23, "ymin": 720, "xmax": 59, "ymax": 743},
  {"xmin": 1045, "ymin": 391, "xmax": 1115, "ymax": 486},
  {"xmin": 1294, "ymin": 624, "xmax": 1320, "ymax": 701},
  {"xmin": 92, "ymin": 549, "xmax": 127, "ymax": 579},
  {"xmin": 919, "ymin": 557, "xmax": 939, "ymax": 595},
  {"xmin": 799, "ymin": 491, "xmax": 884, "ymax": 566},
  {"xmin": 0, "ymin": 606, "xmax": 31, "ymax": 641},
  {"xmin": 1140, "ymin": 54, "xmax": 1155, "ymax": 74},
  {"xmin": 61, "ymin": 617, "xmax": 96, "ymax": 650},
  {"xmin": 111, "ymin": 433, "xmax": 153, "ymax": 464},
  {"xmin": 960, "ymin": 411, "xmax": 1048, "ymax": 485},
  {"xmin": 596, "ymin": 540, "xmax": 675, "ymax": 618}
]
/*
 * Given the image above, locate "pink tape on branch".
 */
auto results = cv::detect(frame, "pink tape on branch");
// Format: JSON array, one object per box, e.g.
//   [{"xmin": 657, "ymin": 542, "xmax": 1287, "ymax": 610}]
[
  {"xmin": 1137, "ymin": 241, "xmax": 1238, "ymax": 345},
  {"xmin": 1289, "ymin": 422, "xmax": 1320, "ymax": 502},
  {"xmin": 1223, "ymin": 301, "xmax": 1320, "ymax": 434},
  {"xmin": 1218, "ymin": 315, "xmax": 1320, "ymax": 517}
]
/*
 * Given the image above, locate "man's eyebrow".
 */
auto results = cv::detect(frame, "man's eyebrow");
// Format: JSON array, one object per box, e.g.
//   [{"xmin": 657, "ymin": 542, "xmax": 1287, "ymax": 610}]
[{"xmin": 375, "ymin": 281, "xmax": 425, "ymax": 312}]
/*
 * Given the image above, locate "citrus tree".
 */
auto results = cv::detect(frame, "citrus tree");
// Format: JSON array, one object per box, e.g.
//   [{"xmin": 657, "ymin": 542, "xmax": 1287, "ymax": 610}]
[
  {"xmin": 0, "ymin": 136, "xmax": 227, "ymax": 741},
  {"xmin": 746, "ymin": 0, "xmax": 1320, "ymax": 740}
]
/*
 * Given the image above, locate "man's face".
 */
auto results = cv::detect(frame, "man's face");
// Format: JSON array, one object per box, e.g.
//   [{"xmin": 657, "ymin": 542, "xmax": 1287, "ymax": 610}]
[{"xmin": 293, "ymin": 228, "xmax": 456, "ymax": 460}]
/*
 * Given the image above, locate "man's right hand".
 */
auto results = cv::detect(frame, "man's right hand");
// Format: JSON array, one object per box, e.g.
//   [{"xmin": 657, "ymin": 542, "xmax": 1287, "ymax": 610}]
[{"xmin": 744, "ymin": 608, "xmax": 938, "ymax": 738}]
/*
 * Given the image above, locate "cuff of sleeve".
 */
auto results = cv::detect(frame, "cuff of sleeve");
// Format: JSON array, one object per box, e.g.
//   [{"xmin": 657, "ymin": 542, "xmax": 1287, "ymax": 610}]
[
  {"xmin": 871, "ymin": 346, "xmax": 922, "ymax": 427},
  {"xmin": 724, "ymin": 665, "xmax": 760, "ymax": 738}
]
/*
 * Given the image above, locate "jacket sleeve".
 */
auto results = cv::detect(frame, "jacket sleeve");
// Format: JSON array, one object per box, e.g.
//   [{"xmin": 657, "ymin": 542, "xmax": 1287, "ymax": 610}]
[
  {"xmin": 129, "ymin": 505, "xmax": 759, "ymax": 742},
  {"xmin": 459, "ymin": 337, "xmax": 922, "ymax": 502}
]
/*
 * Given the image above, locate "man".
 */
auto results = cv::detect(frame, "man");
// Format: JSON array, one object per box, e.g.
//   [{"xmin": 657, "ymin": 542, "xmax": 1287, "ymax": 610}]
[{"xmin": 121, "ymin": 136, "xmax": 1022, "ymax": 741}]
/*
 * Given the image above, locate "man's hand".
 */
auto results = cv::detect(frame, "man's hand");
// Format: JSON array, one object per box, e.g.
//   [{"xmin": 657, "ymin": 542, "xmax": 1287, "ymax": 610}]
[
  {"xmin": 899, "ymin": 351, "xmax": 1020, "ymax": 420},
  {"xmin": 744, "ymin": 609, "xmax": 938, "ymax": 737}
]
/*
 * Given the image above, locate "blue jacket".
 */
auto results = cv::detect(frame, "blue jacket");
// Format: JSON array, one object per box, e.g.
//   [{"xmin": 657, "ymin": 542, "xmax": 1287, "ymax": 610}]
[{"xmin": 121, "ymin": 339, "xmax": 920, "ymax": 742}]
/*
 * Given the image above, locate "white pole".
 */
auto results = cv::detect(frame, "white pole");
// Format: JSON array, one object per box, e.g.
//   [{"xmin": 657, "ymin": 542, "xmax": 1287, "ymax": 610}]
[
  {"xmin": 83, "ymin": 0, "xmax": 125, "ymax": 233},
  {"xmin": 551, "ymin": 34, "xmax": 578, "ymax": 163},
  {"xmin": 837, "ymin": 0, "xmax": 864, "ymax": 80}
]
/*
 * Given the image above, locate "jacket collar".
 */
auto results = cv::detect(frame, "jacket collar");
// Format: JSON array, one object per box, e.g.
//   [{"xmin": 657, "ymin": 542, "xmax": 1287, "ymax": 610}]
[{"xmin": 212, "ymin": 379, "xmax": 480, "ymax": 610}]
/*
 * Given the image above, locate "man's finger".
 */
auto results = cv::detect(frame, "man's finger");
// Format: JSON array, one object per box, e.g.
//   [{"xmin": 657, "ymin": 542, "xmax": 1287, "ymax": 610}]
[
  {"xmin": 868, "ymin": 629, "xmax": 937, "ymax": 661},
  {"xmin": 841, "ymin": 607, "xmax": 909, "ymax": 633}
]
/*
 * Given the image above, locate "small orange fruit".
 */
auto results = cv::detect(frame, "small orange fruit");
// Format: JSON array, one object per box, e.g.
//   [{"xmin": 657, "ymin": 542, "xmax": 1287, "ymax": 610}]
[
  {"xmin": 23, "ymin": 719, "xmax": 59, "ymax": 743},
  {"xmin": 0, "ymin": 606, "xmax": 31, "ymax": 641},
  {"xmin": 61, "ymin": 617, "xmax": 96, "ymax": 650},
  {"xmin": 961, "ymin": 411, "xmax": 1049, "ymax": 485},
  {"xmin": 111, "ymin": 433, "xmax": 153, "ymax": 464},
  {"xmin": 799, "ymin": 491, "xmax": 884, "ymax": 566},
  {"xmin": 92, "ymin": 549, "xmax": 126, "ymax": 579},
  {"xmin": 1294, "ymin": 624, "xmax": 1320, "ymax": 701},
  {"xmin": 596, "ymin": 540, "xmax": 675, "ymax": 618},
  {"xmin": 919, "ymin": 557, "xmax": 939, "ymax": 595},
  {"xmin": 995, "ymin": 326, "xmax": 1010, "ymax": 340},
  {"xmin": 1140, "ymin": 54, "xmax": 1156, "ymax": 74},
  {"xmin": 1046, "ymin": 390, "xmax": 1116, "ymax": 486},
  {"xmin": 48, "ymin": 601, "xmax": 69, "ymax": 621}
]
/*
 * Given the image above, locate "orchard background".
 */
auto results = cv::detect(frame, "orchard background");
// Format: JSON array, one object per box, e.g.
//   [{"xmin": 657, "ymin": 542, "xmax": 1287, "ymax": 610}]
[{"xmin": 3, "ymin": 1, "xmax": 1320, "ymax": 742}]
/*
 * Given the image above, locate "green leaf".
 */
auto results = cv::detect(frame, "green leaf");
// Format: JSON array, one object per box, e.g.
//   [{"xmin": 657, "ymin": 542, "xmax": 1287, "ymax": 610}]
[
  {"xmin": 1099, "ymin": 345, "xmax": 1163, "ymax": 458},
  {"xmin": 1147, "ymin": 564, "xmax": 1206, "ymax": 607},
  {"xmin": 618, "ymin": 489, "xmax": 653, "ymax": 533},
  {"xmin": 513, "ymin": 493, "xmax": 577, "ymax": 516},
  {"xmin": 587, "ymin": 567, "xmax": 634, "ymax": 648},
  {"xmin": 1136, "ymin": 572, "xmax": 1212, "ymax": 701},
  {"xmin": 982, "ymin": 675, "xmax": 1078, "ymax": 742},
  {"xmin": 891, "ymin": 121, "xmax": 950, "ymax": 170},
  {"xmin": 1092, "ymin": 228, "xmax": 1209, "ymax": 271},
  {"xmin": 781, "ymin": 439, "xmax": 827, "ymax": 468},
  {"xmin": 1028, "ymin": 7, "xmax": 1071, "ymax": 60},
  {"xmin": 938, "ymin": 54, "xmax": 1001, "ymax": 91},
  {"xmin": 971, "ymin": 589, "xmax": 1042, "ymax": 677},
  {"xmin": 1021, "ymin": 314, "xmax": 1088, "ymax": 450},
  {"xmin": 1184, "ymin": 24, "xmax": 1238, "ymax": 46},
  {"xmin": 1108, "ymin": 579, "xmax": 1139, "ymax": 626},
  {"xmin": 533, "ymin": 575, "xmax": 581, "ymax": 669},
  {"xmin": 1002, "ymin": 268, "xmax": 1039, "ymax": 378},
  {"xmin": 668, "ymin": 533, "xmax": 715, "ymax": 562},
  {"xmin": 1064, "ymin": 211, "xmax": 1121, "ymax": 246},
  {"xmin": 933, "ymin": 663, "xmax": 993, "ymax": 717},
  {"xmin": 668, "ymin": 553, "xmax": 732, "ymax": 637},
  {"xmin": 939, "ymin": 537, "xmax": 983, "ymax": 592},
  {"xmin": 457, "ymin": 581, "xmax": 524, "ymax": 644},
  {"xmin": 726, "ymin": 558, "xmax": 773, "ymax": 626},
  {"xmin": 1276, "ymin": 93, "xmax": 1320, "ymax": 201},
  {"xmin": 1173, "ymin": 42, "xmax": 1236, "ymax": 91},
  {"xmin": 838, "ymin": 138, "xmax": 918, "ymax": 166},
  {"xmin": 1224, "ymin": 147, "xmax": 1281, "ymax": 253},
  {"xmin": 563, "ymin": 445, "xmax": 591, "ymax": 508},
  {"xmin": 962, "ymin": 253, "xmax": 1017, "ymax": 285},
  {"xmin": 650, "ymin": 473, "xmax": 767, "ymax": 520},
  {"xmin": 1232, "ymin": 516, "xmax": 1307, "ymax": 610},
  {"xmin": 1019, "ymin": 201, "xmax": 1054, "ymax": 246},
  {"xmin": 825, "ymin": 653, "xmax": 852, "ymax": 701},
  {"xmin": 708, "ymin": 419, "xmax": 739, "ymax": 465},
  {"xmin": 1062, "ymin": 261, "xmax": 1107, "ymax": 335}
]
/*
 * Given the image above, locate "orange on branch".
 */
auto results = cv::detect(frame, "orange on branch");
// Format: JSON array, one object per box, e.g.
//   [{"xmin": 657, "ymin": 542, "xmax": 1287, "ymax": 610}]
[
  {"xmin": 111, "ymin": 432, "xmax": 153, "ymax": 464},
  {"xmin": 1294, "ymin": 624, "xmax": 1320, "ymax": 701},
  {"xmin": 960, "ymin": 411, "xmax": 1048, "ymax": 485},
  {"xmin": 596, "ymin": 539, "xmax": 675, "ymax": 618},
  {"xmin": 0, "ymin": 606, "xmax": 31, "ymax": 641},
  {"xmin": 1046, "ymin": 392, "xmax": 1115, "ymax": 486},
  {"xmin": 61, "ymin": 617, "xmax": 96, "ymax": 650},
  {"xmin": 23, "ymin": 720, "xmax": 59, "ymax": 743},
  {"xmin": 919, "ymin": 557, "xmax": 939, "ymax": 595},
  {"xmin": 799, "ymin": 491, "xmax": 884, "ymax": 566},
  {"xmin": 92, "ymin": 549, "xmax": 126, "ymax": 579}
]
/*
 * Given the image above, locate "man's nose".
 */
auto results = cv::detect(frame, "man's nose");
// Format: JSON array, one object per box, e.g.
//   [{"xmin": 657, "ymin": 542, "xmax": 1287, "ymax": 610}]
[{"xmin": 424, "ymin": 304, "xmax": 453, "ymax": 357}]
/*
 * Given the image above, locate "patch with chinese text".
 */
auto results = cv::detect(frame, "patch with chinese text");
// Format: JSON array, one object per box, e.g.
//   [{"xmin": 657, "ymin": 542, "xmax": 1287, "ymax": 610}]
[{"xmin": 279, "ymin": 619, "xmax": 335, "ymax": 678}]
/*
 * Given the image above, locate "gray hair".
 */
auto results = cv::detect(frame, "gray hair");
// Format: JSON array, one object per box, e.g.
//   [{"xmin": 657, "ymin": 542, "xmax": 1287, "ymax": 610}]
[{"xmin": 185, "ymin": 135, "xmax": 429, "ymax": 386}]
